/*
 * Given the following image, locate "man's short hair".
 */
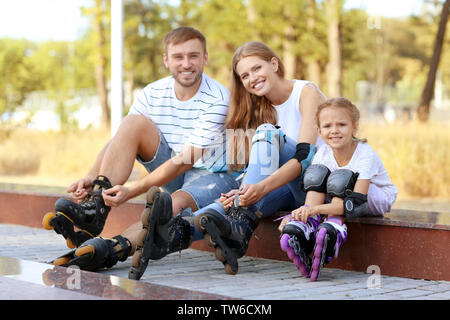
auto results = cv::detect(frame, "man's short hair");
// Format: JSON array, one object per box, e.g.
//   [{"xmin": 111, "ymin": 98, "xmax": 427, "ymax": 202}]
[{"xmin": 163, "ymin": 27, "xmax": 207, "ymax": 54}]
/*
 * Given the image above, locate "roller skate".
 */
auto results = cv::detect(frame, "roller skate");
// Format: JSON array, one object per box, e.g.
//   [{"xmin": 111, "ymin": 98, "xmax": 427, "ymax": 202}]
[
  {"xmin": 310, "ymin": 217, "xmax": 347, "ymax": 281},
  {"xmin": 280, "ymin": 214, "xmax": 321, "ymax": 277},
  {"xmin": 129, "ymin": 186, "xmax": 180, "ymax": 280},
  {"xmin": 42, "ymin": 175, "xmax": 112, "ymax": 248},
  {"xmin": 194, "ymin": 201, "xmax": 260, "ymax": 275},
  {"xmin": 51, "ymin": 235, "xmax": 131, "ymax": 272}
]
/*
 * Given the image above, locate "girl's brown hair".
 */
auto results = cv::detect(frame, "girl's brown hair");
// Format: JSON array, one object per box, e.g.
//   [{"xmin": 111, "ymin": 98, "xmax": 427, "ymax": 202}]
[
  {"xmin": 226, "ymin": 41, "xmax": 284, "ymax": 171},
  {"xmin": 316, "ymin": 97, "xmax": 367, "ymax": 143}
]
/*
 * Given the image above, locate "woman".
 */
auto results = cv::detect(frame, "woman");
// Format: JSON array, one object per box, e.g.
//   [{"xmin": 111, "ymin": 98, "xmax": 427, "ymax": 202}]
[{"xmin": 192, "ymin": 41, "xmax": 327, "ymax": 274}]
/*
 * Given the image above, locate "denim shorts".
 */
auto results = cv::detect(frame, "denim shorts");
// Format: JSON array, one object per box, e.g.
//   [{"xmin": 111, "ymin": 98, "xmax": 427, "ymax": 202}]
[{"xmin": 136, "ymin": 131, "xmax": 240, "ymax": 209}]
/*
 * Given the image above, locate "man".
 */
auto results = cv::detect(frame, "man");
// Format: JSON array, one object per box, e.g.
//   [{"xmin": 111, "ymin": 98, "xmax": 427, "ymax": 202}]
[{"xmin": 45, "ymin": 27, "xmax": 239, "ymax": 278}]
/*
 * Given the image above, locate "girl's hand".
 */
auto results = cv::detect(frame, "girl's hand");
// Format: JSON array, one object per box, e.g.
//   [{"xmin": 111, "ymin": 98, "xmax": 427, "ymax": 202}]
[
  {"xmin": 292, "ymin": 205, "xmax": 318, "ymax": 223},
  {"xmin": 278, "ymin": 216, "xmax": 292, "ymax": 233}
]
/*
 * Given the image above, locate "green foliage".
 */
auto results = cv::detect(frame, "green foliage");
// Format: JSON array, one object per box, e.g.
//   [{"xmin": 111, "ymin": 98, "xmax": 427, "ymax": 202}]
[{"xmin": 1, "ymin": 0, "xmax": 449, "ymax": 130}]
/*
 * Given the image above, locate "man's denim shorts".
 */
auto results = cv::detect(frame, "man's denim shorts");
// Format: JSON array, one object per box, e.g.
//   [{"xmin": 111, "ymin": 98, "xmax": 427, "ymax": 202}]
[{"xmin": 136, "ymin": 131, "xmax": 239, "ymax": 210}]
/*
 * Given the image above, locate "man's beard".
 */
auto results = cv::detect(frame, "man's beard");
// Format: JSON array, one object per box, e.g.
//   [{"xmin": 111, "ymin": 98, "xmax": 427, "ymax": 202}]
[{"xmin": 172, "ymin": 70, "xmax": 203, "ymax": 88}]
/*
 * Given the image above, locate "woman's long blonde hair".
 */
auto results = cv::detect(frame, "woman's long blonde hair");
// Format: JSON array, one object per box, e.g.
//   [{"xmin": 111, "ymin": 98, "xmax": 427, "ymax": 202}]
[{"xmin": 227, "ymin": 41, "xmax": 285, "ymax": 171}]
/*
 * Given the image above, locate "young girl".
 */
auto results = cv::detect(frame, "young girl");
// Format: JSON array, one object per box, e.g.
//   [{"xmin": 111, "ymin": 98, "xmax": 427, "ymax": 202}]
[{"xmin": 278, "ymin": 97, "xmax": 398, "ymax": 281}]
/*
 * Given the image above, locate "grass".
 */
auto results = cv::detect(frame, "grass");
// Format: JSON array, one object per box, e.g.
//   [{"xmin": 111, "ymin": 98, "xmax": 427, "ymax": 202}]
[{"xmin": 0, "ymin": 121, "xmax": 449, "ymax": 204}]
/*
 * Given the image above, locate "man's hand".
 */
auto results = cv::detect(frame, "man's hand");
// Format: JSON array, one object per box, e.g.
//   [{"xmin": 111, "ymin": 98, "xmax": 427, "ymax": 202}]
[
  {"xmin": 218, "ymin": 189, "xmax": 239, "ymax": 208},
  {"xmin": 66, "ymin": 178, "xmax": 93, "ymax": 203}
]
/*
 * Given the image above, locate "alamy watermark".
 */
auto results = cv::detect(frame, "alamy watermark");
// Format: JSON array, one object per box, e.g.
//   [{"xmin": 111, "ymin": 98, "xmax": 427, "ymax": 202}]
[
  {"xmin": 66, "ymin": 265, "xmax": 81, "ymax": 290},
  {"xmin": 366, "ymin": 265, "xmax": 382, "ymax": 289}
]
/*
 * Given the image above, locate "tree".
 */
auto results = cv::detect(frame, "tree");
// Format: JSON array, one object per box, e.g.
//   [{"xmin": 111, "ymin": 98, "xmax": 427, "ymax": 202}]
[
  {"xmin": 417, "ymin": 0, "xmax": 450, "ymax": 122},
  {"xmin": 0, "ymin": 39, "xmax": 41, "ymax": 137},
  {"xmin": 82, "ymin": 0, "xmax": 110, "ymax": 129},
  {"xmin": 326, "ymin": 0, "xmax": 343, "ymax": 98}
]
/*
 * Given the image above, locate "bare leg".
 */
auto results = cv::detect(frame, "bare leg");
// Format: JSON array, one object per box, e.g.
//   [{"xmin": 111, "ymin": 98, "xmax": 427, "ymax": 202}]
[{"xmin": 99, "ymin": 114, "xmax": 160, "ymax": 186}]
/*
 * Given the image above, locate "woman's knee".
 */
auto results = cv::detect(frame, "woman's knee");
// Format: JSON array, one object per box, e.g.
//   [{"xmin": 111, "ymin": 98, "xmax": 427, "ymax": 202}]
[{"xmin": 253, "ymin": 123, "xmax": 285, "ymax": 151}]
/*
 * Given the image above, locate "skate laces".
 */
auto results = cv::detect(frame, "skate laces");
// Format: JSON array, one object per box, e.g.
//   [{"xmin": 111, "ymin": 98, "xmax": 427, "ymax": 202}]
[{"xmin": 170, "ymin": 214, "xmax": 192, "ymax": 254}]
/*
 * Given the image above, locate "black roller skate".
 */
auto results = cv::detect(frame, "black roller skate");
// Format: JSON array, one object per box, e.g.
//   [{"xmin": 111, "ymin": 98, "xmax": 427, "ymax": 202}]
[
  {"xmin": 310, "ymin": 217, "xmax": 347, "ymax": 281},
  {"xmin": 194, "ymin": 202, "xmax": 260, "ymax": 275},
  {"xmin": 42, "ymin": 175, "xmax": 112, "ymax": 248},
  {"xmin": 128, "ymin": 186, "xmax": 180, "ymax": 280},
  {"xmin": 280, "ymin": 214, "xmax": 321, "ymax": 277},
  {"xmin": 51, "ymin": 235, "xmax": 132, "ymax": 272}
]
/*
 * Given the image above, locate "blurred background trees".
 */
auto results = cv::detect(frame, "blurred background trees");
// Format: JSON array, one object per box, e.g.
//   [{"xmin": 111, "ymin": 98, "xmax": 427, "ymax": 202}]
[
  {"xmin": 0, "ymin": 0, "xmax": 449, "ymax": 201},
  {"xmin": 1, "ymin": 0, "xmax": 449, "ymax": 129}
]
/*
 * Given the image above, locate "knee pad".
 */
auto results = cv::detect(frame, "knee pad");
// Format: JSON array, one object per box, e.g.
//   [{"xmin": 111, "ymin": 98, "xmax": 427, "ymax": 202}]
[
  {"xmin": 251, "ymin": 123, "xmax": 285, "ymax": 153},
  {"xmin": 343, "ymin": 191, "xmax": 368, "ymax": 218},
  {"xmin": 326, "ymin": 169, "xmax": 359, "ymax": 199},
  {"xmin": 302, "ymin": 164, "xmax": 331, "ymax": 193}
]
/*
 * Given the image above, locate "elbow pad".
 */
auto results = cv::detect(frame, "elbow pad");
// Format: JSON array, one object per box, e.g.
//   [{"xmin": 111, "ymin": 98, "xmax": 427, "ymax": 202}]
[
  {"xmin": 344, "ymin": 191, "xmax": 368, "ymax": 218},
  {"xmin": 292, "ymin": 143, "xmax": 317, "ymax": 175}
]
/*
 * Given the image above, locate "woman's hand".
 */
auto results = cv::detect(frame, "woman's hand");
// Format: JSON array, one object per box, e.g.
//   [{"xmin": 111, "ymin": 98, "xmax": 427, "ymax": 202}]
[
  {"xmin": 102, "ymin": 185, "xmax": 131, "ymax": 207},
  {"xmin": 238, "ymin": 183, "xmax": 266, "ymax": 206}
]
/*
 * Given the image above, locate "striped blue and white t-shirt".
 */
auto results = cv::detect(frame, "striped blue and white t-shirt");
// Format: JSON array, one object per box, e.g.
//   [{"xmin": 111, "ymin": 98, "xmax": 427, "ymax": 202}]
[{"xmin": 128, "ymin": 73, "xmax": 229, "ymax": 172}]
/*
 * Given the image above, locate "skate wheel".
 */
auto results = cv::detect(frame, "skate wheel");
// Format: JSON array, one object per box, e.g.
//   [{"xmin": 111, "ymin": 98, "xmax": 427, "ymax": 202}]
[
  {"xmin": 42, "ymin": 212, "xmax": 57, "ymax": 230},
  {"xmin": 224, "ymin": 263, "xmax": 238, "ymax": 275},
  {"xmin": 66, "ymin": 238, "xmax": 76, "ymax": 249},
  {"xmin": 75, "ymin": 245, "xmax": 95, "ymax": 257},
  {"xmin": 136, "ymin": 229, "xmax": 148, "ymax": 247},
  {"xmin": 194, "ymin": 214, "xmax": 207, "ymax": 232},
  {"xmin": 132, "ymin": 250, "xmax": 142, "ymax": 268},
  {"xmin": 280, "ymin": 233, "xmax": 290, "ymax": 252},
  {"xmin": 215, "ymin": 247, "xmax": 225, "ymax": 262},
  {"xmin": 145, "ymin": 186, "xmax": 161, "ymax": 205},
  {"xmin": 204, "ymin": 234, "xmax": 216, "ymax": 248},
  {"xmin": 287, "ymin": 247, "xmax": 296, "ymax": 260},
  {"xmin": 141, "ymin": 208, "xmax": 151, "ymax": 227},
  {"xmin": 53, "ymin": 256, "xmax": 71, "ymax": 266}
]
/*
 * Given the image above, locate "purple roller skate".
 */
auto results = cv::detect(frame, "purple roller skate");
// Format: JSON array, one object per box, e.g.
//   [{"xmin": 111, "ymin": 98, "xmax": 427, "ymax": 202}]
[
  {"xmin": 310, "ymin": 217, "xmax": 347, "ymax": 281},
  {"xmin": 280, "ymin": 215, "xmax": 320, "ymax": 277}
]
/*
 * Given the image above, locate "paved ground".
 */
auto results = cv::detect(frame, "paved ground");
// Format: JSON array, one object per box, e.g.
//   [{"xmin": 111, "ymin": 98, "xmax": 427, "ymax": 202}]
[{"xmin": 0, "ymin": 223, "xmax": 449, "ymax": 300}]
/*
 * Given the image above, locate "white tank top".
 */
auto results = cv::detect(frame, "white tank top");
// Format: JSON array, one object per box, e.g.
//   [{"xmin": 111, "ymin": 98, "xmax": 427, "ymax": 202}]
[{"xmin": 274, "ymin": 80, "xmax": 324, "ymax": 147}]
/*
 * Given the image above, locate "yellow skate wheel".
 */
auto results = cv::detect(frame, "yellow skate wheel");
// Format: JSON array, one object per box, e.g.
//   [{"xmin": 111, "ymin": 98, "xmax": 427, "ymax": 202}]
[
  {"xmin": 215, "ymin": 246, "xmax": 225, "ymax": 262},
  {"xmin": 75, "ymin": 245, "xmax": 95, "ymax": 257},
  {"xmin": 224, "ymin": 263, "xmax": 238, "ymax": 275},
  {"xmin": 42, "ymin": 212, "xmax": 57, "ymax": 230},
  {"xmin": 141, "ymin": 208, "xmax": 151, "ymax": 227},
  {"xmin": 132, "ymin": 250, "xmax": 142, "ymax": 268},
  {"xmin": 66, "ymin": 238, "xmax": 76, "ymax": 249},
  {"xmin": 194, "ymin": 214, "xmax": 207, "ymax": 232},
  {"xmin": 53, "ymin": 256, "xmax": 71, "ymax": 266},
  {"xmin": 136, "ymin": 229, "xmax": 148, "ymax": 247},
  {"xmin": 204, "ymin": 234, "xmax": 216, "ymax": 248}
]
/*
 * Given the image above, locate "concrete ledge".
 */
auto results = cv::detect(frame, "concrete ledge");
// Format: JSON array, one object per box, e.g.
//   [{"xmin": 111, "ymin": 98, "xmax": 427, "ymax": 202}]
[{"xmin": 1, "ymin": 189, "xmax": 448, "ymax": 281}]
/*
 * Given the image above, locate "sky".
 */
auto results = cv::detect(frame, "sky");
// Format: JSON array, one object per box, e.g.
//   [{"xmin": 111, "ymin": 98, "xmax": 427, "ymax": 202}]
[{"xmin": 0, "ymin": 0, "xmax": 427, "ymax": 42}]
